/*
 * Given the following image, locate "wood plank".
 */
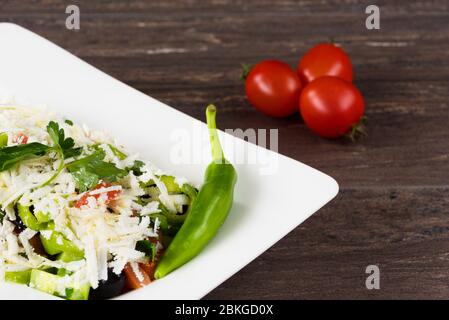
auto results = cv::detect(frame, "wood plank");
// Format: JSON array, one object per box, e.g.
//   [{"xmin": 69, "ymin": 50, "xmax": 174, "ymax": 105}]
[{"xmin": 1, "ymin": 0, "xmax": 448, "ymax": 16}]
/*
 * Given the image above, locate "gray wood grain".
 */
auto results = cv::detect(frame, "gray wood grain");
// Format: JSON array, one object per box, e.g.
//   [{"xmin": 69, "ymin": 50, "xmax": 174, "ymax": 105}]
[{"xmin": 1, "ymin": 0, "xmax": 448, "ymax": 299}]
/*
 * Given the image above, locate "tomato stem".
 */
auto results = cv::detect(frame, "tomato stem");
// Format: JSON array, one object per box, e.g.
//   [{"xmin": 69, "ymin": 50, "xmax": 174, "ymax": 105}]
[
  {"xmin": 240, "ymin": 63, "xmax": 253, "ymax": 81},
  {"xmin": 346, "ymin": 116, "xmax": 367, "ymax": 142}
]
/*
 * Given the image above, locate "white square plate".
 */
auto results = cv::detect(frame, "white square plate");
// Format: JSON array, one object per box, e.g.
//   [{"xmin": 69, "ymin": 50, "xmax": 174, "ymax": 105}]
[{"xmin": 0, "ymin": 23, "xmax": 338, "ymax": 300}]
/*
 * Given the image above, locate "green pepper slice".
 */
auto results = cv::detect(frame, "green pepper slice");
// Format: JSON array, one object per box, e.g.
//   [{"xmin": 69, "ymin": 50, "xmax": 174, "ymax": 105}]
[
  {"xmin": 40, "ymin": 231, "xmax": 84, "ymax": 262},
  {"xmin": 17, "ymin": 204, "xmax": 43, "ymax": 231}
]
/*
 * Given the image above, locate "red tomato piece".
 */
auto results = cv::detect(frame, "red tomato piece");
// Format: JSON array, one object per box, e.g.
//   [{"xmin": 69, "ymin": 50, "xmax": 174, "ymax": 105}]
[
  {"xmin": 75, "ymin": 182, "xmax": 121, "ymax": 208},
  {"xmin": 140, "ymin": 261, "xmax": 157, "ymax": 281},
  {"xmin": 15, "ymin": 132, "xmax": 28, "ymax": 144},
  {"xmin": 123, "ymin": 263, "xmax": 152, "ymax": 289}
]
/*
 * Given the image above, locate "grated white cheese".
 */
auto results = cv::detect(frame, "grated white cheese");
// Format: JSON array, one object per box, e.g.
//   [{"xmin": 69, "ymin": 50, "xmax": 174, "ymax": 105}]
[
  {"xmin": 140, "ymin": 201, "xmax": 161, "ymax": 216},
  {"xmin": 83, "ymin": 235, "xmax": 99, "ymax": 289},
  {"xmin": 88, "ymin": 185, "xmax": 122, "ymax": 196},
  {"xmin": 40, "ymin": 230, "xmax": 53, "ymax": 240},
  {"xmin": 130, "ymin": 261, "xmax": 144, "ymax": 282}
]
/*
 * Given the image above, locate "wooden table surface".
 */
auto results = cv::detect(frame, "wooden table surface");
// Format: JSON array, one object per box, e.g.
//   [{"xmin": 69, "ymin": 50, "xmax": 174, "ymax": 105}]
[{"xmin": 3, "ymin": 0, "xmax": 449, "ymax": 299}]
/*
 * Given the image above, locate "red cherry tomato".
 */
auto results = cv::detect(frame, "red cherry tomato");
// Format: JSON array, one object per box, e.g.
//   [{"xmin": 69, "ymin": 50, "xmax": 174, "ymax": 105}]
[
  {"xmin": 297, "ymin": 43, "xmax": 353, "ymax": 85},
  {"xmin": 299, "ymin": 76, "xmax": 364, "ymax": 138},
  {"xmin": 245, "ymin": 60, "xmax": 302, "ymax": 117},
  {"xmin": 75, "ymin": 182, "xmax": 121, "ymax": 208}
]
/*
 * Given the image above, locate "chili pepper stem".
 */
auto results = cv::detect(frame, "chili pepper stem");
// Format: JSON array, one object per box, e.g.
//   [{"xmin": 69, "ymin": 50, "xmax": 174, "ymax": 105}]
[{"xmin": 206, "ymin": 105, "xmax": 225, "ymax": 163}]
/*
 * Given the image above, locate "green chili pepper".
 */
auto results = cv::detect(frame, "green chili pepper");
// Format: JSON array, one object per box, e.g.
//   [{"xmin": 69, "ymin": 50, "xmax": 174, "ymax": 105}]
[{"xmin": 154, "ymin": 105, "xmax": 237, "ymax": 279}]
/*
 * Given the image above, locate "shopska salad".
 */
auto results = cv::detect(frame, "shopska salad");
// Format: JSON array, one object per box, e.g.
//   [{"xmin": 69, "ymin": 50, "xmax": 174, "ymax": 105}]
[{"xmin": 0, "ymin": 105, "xmax": 201, "ymax": 299}]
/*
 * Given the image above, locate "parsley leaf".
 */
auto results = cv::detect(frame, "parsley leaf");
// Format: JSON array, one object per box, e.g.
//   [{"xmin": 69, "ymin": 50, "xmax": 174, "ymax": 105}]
[
  {"xmin": 126, "ymin": 160, "xmax": 145, "ymax": 176},
  {"xmin": 66, "ymin": 150, "xmax": 127, "ymax": 192},
  {"xmin": 41, "ymin": 122, "xmax": 83, "ymax": 186},
  {"xmin": 136, "ymin": 240, "xmax": 157, "ymax": 261},
  {"xmin": 63, "ymin": 147, "xmax": 83, "ymax": 159},
  {"xmin": 0, "ymin": 142, "xmax": 50, "ymax": 172},
  {"xmin": 46, "ymin": 121, "xmax": 82, "ymax": 158}
]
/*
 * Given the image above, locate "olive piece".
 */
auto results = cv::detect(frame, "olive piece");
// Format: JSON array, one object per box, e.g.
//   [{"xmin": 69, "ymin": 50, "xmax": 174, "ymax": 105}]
[
  {"xmin": 12, "ymin": 215, "xmax": 26, "ymax": 232},
  {"xmin": 89, "ymin": 268, "xmax": 126, "ymax": 300}
]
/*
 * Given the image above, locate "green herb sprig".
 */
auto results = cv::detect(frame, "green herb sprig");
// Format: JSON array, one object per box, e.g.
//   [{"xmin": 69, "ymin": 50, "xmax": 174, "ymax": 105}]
[
  {"xmin": 0, "ymin": 122, "xmax": 127, "ymax": 191},
  {"xmin": 66, "ymin": 150, "xmax": 127, "ymax": 192},
  {"xmin": 41, "ymin": 121, "xmax": 82, "ymax": 187},
  {"xmin": 0, "ymin": 143, "xmax": 50, "ymax": 172}
]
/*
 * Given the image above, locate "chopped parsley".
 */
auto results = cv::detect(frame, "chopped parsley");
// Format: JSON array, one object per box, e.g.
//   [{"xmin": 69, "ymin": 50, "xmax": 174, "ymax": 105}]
[
  {"xmin": 126, "ymin": 160, "xmax": 145, "ymax": 176},
  {"xmin": 0, "ymin": 122, "xmax": 83, "ymax": 185},
  {"xmin": 42, "ymin": 121, "xmax": 82, "ymax": 186},
  {"xmin": 136, "ymin": 239, "xmax": 157, "ymax": 261},
  {"xmin": 0, "ymin": 142, "xmax": 50, "ymax": 172},
  {"xmin": 66, "ymin": 150, "xmax": 127, "ymax": 192}
]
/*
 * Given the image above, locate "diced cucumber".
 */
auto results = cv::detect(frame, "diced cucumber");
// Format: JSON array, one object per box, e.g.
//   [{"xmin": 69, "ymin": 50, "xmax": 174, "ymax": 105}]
[
  {"xmin": 57, "ymin": 250, "xmax": 84, "ymax": 262},
  {"xmin": 30, "ymin": 269, "xmax": 60, "ymax": 295},
  {"xmin": 5, "ymin": 269, "xmax": 31, "ymax": 284},
  {"xmin": 65, "ymin": 284, "xmax": 90, "ymax": 300},
  {"xmin": 57, "ymin": 268, "xmax": 69, "ymax": 276},
  {"xmin": 30, "ymin": 269, "xmax": 90, "ymax": 300}
]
